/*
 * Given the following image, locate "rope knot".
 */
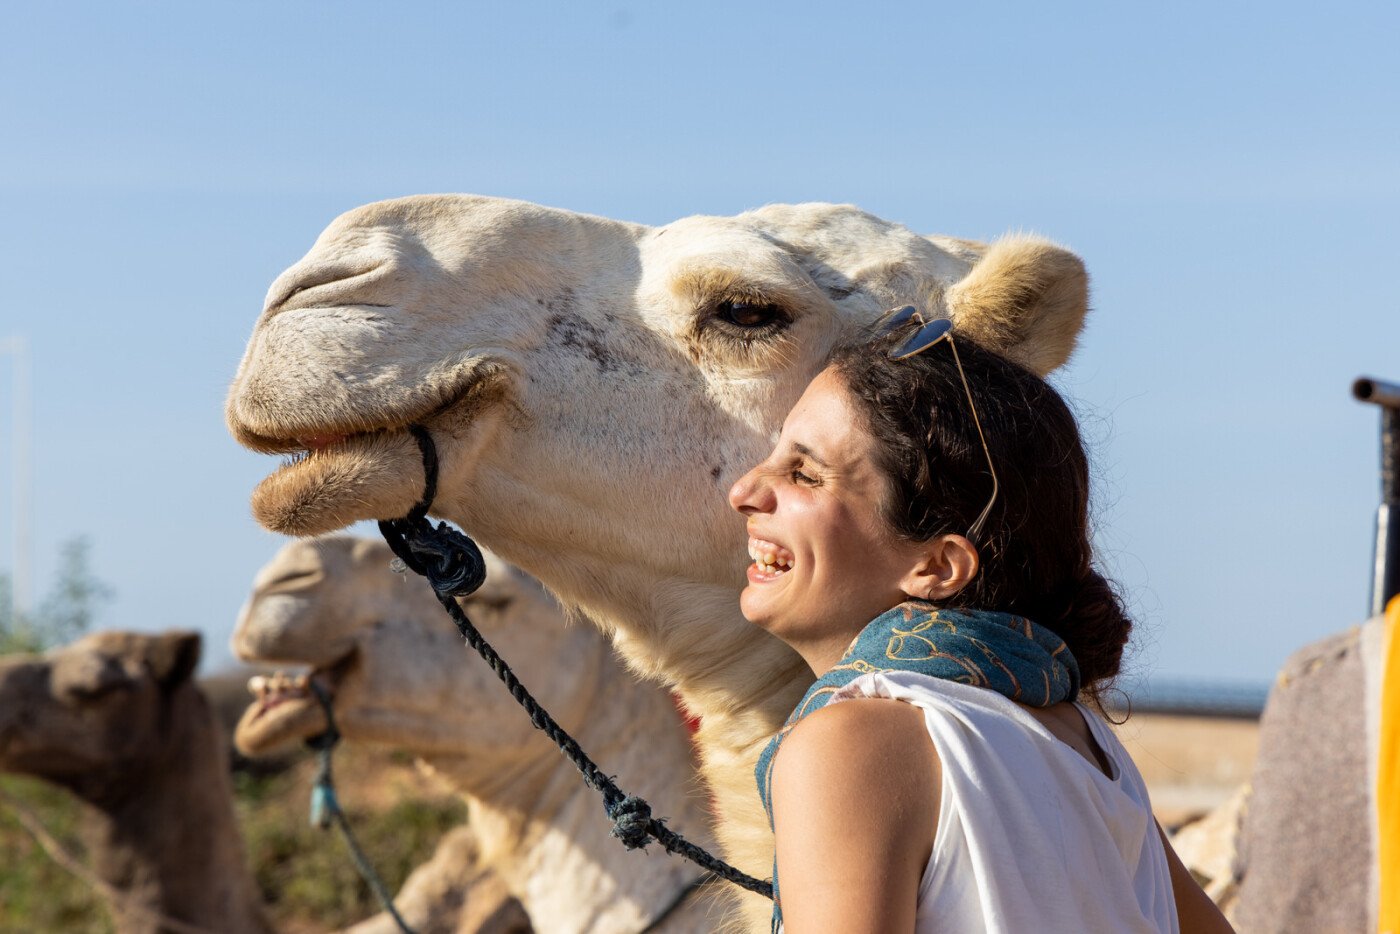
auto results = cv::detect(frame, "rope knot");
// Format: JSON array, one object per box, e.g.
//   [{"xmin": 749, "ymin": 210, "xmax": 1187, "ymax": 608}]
[
  {"xmin": 606, "ymin": 795, "xmax": 654, "ymax": 849},
  {"xmin": 375, "ymin": 423, "xmax": 487, "ymax": 599},
  {"xmin": 400, "ymin": 520, "xmax": 487, "ymax": 597}
]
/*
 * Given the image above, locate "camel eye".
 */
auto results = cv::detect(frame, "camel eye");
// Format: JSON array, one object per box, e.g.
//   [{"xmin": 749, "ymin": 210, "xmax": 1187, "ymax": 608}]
[{"xmin": 715, "ymin": 300, "xmax": 786, "ymax": 329}]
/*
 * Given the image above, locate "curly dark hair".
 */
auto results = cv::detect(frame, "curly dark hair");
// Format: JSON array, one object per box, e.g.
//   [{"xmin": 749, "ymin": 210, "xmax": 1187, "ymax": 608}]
[{"xmin": 825, "ymin": 324, "xmax": 1131, "ymax": 697}]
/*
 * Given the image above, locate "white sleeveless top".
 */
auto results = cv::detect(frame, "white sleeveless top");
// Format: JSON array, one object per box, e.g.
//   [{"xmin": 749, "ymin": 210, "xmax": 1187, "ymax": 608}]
[{"xmin": 824, "ymin": 672, "xmax": 1179, "ymax": 934}]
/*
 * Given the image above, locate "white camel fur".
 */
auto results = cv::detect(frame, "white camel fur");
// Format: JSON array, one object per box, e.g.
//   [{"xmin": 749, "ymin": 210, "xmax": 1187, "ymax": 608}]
[
  {"xmin": 233, "ymin": 534, "xmax": 716, "ymax": 933},
  {"xmin": 226, "ymin": 195, "xmax": 1087, "ymax": 928}
]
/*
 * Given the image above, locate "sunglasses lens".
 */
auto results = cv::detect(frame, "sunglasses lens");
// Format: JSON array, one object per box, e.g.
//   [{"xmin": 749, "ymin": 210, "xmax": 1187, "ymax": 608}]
[
  {"xmin": 890, "ymin": 317, "xmax": 953, "ymax": 360},
  {"xmin": 873, "ymin": 307, "xmax": 998, "ymax": 539},
  {"xmin": 876, "ymin": 305, "xmax": 921, "ymax": 336}
]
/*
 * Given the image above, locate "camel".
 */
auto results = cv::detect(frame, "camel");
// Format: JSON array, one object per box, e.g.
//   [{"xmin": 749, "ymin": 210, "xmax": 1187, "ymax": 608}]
[
  {"xmin": 232, "ymin": 534, "xmax": 718, "ymax": 933},
  {"xmin": 1227, "ymin": 611, "xmax": 1389, "ymax": 931},
  {"xmin": 0, "ymin": 630, "xmax": 274, "ymax": 934},
  {"xmin": 344, "ymin": 827, "xmax": 532, "ymax": 934},
  {"xmin": 225, "ymin": 194, "xmax": 1088, "ymax": 928},
  {"xmin": 1138, "ymin": 607, "xmax": 1394, "ymax": 931}
]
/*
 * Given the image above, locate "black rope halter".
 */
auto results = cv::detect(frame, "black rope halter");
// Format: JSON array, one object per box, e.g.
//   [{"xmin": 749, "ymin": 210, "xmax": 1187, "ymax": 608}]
[{"xmin": 376, "ymin": 425, "xmax": 774, "ymax": 900}]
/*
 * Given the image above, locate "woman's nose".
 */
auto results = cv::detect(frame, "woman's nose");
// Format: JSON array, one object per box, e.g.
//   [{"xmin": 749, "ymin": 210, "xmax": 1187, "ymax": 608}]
[{"xmin": 728, "ymin": 466, "xmax": 775, "ymax": 516}]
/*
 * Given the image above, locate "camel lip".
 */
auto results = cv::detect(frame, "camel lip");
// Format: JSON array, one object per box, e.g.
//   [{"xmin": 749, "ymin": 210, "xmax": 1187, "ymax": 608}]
[
  {"xmin": 258, "ymin": 430, "xmax": 386, "ymax": 478},
  {"xmin": 298, "ymin": 433, "xmax": 349, "ymax": 450},
  {"xmin": 236, "ymin": 422, "xmax": 396, "ymax": 458},
  {"xmin": 235, "ymin": 652, "xmax": 358, "ymax": 755},
  {"xmin": 244, "ymin": 651, "xmax": 355, "ymax": 723},
  {"xmin": 241, "ymin": 363, "xmax": 512, "ymax": 536},
  {"xmin": 228, "ymin": 368, "xmax": 490, "ymax": 456}
]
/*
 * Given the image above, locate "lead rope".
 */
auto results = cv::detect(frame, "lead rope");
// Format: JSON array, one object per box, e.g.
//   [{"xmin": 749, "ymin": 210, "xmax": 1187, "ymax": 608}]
[
  {"xmin": 377, "ymin": 425, "xmax": 775, "ymax": 901},
  {"xmin": 305, "ymin": 683, "xmax": 417, "ymax": 934}
]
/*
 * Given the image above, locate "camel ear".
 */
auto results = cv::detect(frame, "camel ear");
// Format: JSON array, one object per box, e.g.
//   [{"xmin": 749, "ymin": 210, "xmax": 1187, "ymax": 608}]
[
  {"xmin": 941, "ymin": 234, "xmax": 1088, "ymax": 377},
  {"xmin": 146, "ymin": 631, "xmax": 202, "ymax": 688}
]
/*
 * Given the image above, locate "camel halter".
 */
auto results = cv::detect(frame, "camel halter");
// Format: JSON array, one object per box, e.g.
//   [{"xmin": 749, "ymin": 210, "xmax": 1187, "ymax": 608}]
[
  {"xmin": 376, "ymin": 425, "xmax": 775, "ymax": 901},
  {"xmin": 305, "ymin": 682, "xmax": 418, "ymax": 933},
  {"xmin": 306, "ymin": 667, "xmax": 712, "ymax": 934}
]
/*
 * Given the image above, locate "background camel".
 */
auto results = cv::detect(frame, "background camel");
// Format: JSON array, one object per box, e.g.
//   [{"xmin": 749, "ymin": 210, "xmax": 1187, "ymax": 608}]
[
  {"xmin": 1127, "ymin": 612, "xmax": 1387, "ymax": 931},
  {"xmin": 344, "ymin": 826, "xmax": 530, "ymax": 934},
  {"xmin": 233, "ymin": 534, "xmax": 718, "ymax": 933},
  {"xmin": 1228, "ymin": 611, "xmax": 1387, "ymax": 931},
  {"xmin": 0, "ymin": 630, "xmax": 274, "ymax": 934},
  {"xmin": 226, "ymin": 195, "xmax": 1088, "ymax": 928}
]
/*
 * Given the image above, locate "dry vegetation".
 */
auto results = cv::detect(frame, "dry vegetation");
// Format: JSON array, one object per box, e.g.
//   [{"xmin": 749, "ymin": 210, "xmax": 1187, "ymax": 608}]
[{"xmin": 0, "ymin": 746, "xmax": 464, "ymax": 934}]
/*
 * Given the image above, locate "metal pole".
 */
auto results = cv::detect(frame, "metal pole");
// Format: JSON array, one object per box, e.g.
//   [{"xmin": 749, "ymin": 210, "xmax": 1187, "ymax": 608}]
[{"xmin": 1353, "ymin": 376, "xmax": 1400, "ymax": 616}]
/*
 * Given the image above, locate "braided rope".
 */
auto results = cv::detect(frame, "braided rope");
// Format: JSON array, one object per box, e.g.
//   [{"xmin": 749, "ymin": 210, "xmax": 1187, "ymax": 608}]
[{"xmin": 377, "ymin": 426, "xmax": 774, "ymax": 900}]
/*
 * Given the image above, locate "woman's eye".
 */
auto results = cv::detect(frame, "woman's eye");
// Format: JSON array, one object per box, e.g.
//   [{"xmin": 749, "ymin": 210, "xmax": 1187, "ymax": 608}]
[
  {"xmin": 791, "ymin": 469, "xmax": 817, "ymax": 485},
  {"xmin": 716, "ymin": 299, "xmax": 785, "ymax": 329}
]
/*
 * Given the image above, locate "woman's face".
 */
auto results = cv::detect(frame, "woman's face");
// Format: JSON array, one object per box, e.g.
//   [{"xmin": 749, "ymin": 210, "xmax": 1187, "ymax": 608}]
[{"xmin": 728, "ymin": 367, "xmax": 929, "ymax": 661}]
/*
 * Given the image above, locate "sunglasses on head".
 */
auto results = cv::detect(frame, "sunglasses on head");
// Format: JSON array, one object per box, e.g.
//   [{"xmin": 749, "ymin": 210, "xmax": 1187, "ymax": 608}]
[{"xmin": 874, "ymin": 306, "xmax": 999, "ymax": 542}]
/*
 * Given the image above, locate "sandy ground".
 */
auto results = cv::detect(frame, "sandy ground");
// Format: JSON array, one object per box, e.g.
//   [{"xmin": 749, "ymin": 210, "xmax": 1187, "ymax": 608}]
[{"xmin": 1111, "ymin": 711, "xmax": 1259, "ymax": 829}]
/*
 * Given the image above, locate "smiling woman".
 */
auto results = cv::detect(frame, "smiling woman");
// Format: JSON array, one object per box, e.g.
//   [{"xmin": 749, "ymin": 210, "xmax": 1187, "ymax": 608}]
[{"xmin": 729, "ymin": 317, "xmax": 1234, "ymax": 933}]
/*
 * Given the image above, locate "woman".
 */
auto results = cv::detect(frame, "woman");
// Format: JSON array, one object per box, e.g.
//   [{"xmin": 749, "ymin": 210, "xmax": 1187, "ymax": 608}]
[{"xmin": 728, "ymin": 310, "xmax": 1231, "ymax": 933}]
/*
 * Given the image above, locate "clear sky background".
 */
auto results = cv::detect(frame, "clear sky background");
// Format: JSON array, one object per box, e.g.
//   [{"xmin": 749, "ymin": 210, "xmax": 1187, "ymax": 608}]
[{"xmin": 1, "ymin": 1, "xmax": 1397, "ymax": 688}]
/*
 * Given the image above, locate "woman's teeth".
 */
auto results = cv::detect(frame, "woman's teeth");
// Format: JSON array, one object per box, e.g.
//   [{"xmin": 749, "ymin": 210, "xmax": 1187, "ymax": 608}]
[{"xmin": 748, "ymin": 538, "xmax": 794, "ymax": 575}]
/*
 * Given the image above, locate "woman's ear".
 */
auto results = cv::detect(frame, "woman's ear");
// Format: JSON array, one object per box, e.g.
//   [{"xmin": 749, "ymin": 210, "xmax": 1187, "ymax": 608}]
[{"xmin": 900, "ymin": 534, "xmax": 979, "ymax": 602}]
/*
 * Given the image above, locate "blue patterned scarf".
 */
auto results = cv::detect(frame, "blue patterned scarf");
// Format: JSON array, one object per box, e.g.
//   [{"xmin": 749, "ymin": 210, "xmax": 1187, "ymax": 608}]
[{"xmin": 756, "ymin": 601, "xmax": 1080, "ymax": 928}]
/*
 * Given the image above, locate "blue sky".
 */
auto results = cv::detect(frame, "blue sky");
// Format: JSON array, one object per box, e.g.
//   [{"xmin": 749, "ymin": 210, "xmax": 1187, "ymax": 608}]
[{"xmin": 2, "ymin": 1, "xmax": 1397, "ymax": 686}]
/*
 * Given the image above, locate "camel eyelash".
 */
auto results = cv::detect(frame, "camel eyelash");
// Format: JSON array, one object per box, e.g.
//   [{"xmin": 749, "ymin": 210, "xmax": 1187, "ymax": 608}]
[{"xmin": 697, "ymin": 296, "xmax": 793, "ymax": 341}]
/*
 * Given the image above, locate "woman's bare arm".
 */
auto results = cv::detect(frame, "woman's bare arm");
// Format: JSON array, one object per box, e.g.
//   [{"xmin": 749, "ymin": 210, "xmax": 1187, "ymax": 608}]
[
  {"xmin": 1156, "ymin": 821, "xmax": 1236, "ymax": 933},
  {"xmin": 770, "ymin": 697, "xmax": 940, "ymax": 934}
]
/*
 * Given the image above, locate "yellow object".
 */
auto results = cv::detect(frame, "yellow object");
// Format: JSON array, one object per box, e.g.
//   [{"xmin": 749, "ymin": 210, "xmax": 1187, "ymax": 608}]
[{"xmin": 1380, "ymin": 596, "xmax": 1400, "ymax": 933}]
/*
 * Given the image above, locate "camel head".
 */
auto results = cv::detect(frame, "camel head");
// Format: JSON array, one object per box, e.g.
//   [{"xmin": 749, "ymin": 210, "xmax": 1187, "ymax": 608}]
[
  {"xmin": 0, "ymin": 630, "xmax": 202, "ymax": 794},
  {"xmin": 226, "ymin": 195, "xmax": 1088, "ymax": 692},
  {"xmin": 231, "ymin": 535, "xmax": 610, "ymax": 770}
]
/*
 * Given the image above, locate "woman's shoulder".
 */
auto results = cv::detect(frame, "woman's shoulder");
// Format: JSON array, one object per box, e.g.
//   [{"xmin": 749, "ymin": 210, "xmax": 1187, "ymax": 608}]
[
  {"xmin": 825, "ymin": 672, "xmax": 1126, "ymax": 784},
  {"xmin": 772, "ymin": 696, "xmax": 938, "ymax": 804}
]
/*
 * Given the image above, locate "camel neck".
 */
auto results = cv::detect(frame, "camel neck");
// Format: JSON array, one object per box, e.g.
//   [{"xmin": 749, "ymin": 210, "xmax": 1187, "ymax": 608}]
[
  {"xmin": 640, "ymin": 580, "xmax": 813, "ymax": 736},
  {"xmin": 422, "ymin": 622, "xmax": 613, "ymax": 808},
  {"xmin": 465, "ymin": 665, "xmax": 712, "ymax": 933},
  {"xmin": 79, "ymin": 687, "xmax": 272, "ymax": 934}
]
